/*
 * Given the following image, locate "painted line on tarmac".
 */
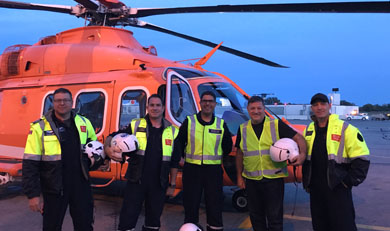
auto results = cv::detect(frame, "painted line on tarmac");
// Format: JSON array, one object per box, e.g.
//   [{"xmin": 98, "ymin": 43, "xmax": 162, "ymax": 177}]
[{"xmin": 239, "ymin": 215, "xmax": 390, "ymax": 230}]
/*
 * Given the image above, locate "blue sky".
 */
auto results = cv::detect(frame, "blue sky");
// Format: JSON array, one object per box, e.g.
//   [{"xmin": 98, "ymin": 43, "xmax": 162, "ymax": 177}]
[{"xmin": 0, "ymin": 0, "xmax": 389, "ymax": 106}]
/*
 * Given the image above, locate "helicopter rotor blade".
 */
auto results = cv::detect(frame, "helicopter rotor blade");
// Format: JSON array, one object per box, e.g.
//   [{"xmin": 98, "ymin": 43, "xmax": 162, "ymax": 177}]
[
  {"xmin": 74, "ymin": 0, "xmax": 98, "ymax": 10},
  {"xmin": 0, "ymin": 0, "xmax": 73, "ymax": 14},
  {"xmin": 131, "ymin": 1, "xmax": 390, "ymax": 18},
  {"xmin": 131, "ymin": 20, "xmax": 287, "ymax": 68}
]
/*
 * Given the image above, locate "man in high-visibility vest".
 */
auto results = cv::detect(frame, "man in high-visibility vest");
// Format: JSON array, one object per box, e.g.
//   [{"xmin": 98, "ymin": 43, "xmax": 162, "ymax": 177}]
[
  {"xmin": 235, "ymin": 96, "xmax": 306, "ymax": 231},
  {"xmin": 174, "ymin": 91, "xmax": 233, "ymax": 231},
  {"xmin": 105, "ymin": 94, "xmax": 180, "ymax": 231},
  {"xmin": 23, "ymin": 88, "xmax": 101, "ymax": 231},
  {"xmin": 303, "ymin": 93, "xmax": 370, "ymax": 231}
]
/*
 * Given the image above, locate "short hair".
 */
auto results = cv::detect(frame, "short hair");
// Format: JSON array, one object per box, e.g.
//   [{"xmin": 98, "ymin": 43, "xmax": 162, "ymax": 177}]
[
  {"xmin": 53, "ymin": 88, "xmax": 72, "ymax": 99},
  {"xmin": 200, "ymin": 91, "xmax": 216, "ymax": 101},
  {"xmin": 148, "ymin": 94, "xmax": 164, "ymax": 105},
  {"xmin": 247, "ymin": 96, "xmax": 264, "ymax": 106}
]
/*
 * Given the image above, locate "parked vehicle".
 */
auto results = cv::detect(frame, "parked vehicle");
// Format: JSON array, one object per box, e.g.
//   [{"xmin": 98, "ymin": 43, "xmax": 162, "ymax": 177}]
[
  {"xmin": 371, "ymin": 113, "xmax": 387, "ymax": 121},
  {"xmin": 346, "ymin": 113, "xmax": 369, "ymax": 121}
]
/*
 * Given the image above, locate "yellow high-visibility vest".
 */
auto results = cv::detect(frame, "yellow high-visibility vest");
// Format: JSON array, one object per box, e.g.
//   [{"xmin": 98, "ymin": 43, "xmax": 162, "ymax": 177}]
[
  {"xmin": 304, "ymin": 114, "xmax": 369, "ymax": 163},
  {"xmin": 131, "ymin": 118, "xmax": 178, "ymax": 161},
  {"xmin": 239, "ymin": 117, "xmax": 288, "ymax": 180},
  {"xmin": 24, "ymin": 114, "xmax": 96, "ymax": 161},
  {"xmin": 185, "ymin": 115, "xmax": 225, "ymax": 165}
]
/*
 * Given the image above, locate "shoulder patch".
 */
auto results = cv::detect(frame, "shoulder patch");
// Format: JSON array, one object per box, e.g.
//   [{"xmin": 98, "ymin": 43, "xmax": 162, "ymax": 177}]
[{"xmin": 357, "ymin": 132, "xmax": 364, "ymax": 142}]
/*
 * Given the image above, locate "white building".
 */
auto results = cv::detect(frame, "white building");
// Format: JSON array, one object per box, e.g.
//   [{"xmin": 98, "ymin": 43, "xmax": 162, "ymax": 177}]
[{"xmin": 266, "ymin": 104, "xmax": 359, "ymax": 120}]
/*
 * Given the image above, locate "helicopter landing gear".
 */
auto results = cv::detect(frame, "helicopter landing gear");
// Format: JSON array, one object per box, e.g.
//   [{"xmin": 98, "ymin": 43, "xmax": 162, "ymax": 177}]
[{"xmin": 232, "ymin": 189, "xmax": 248, "ymax": 212}]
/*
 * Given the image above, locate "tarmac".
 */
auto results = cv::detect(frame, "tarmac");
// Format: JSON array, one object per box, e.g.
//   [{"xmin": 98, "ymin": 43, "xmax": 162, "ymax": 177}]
[{"xmin": 0, "ymin": 119, "xmax": 389, "ymax": 231}]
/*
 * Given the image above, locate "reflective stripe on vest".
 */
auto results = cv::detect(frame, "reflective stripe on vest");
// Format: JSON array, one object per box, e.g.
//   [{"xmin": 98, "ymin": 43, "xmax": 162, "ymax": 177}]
[
  {"xmin": 240, "ymin": 117, "xmax": 287, "ymax": 180},
  {"xmin": 185, "ymin": 115, "xmax": 224, "ymax": 165},
  {"xmin": 131, "ymin": 118, "xmax": 177, "ymax": 161},
  {"xmin": 304, "ymin": 114, "xmax": 368, "ymax": 164}
]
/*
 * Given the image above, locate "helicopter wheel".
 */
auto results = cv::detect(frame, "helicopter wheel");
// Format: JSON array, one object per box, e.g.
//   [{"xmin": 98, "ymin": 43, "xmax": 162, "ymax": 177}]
[{"xmin": 232, "ymin": 189, "xmax": 248, "ymax": 212}]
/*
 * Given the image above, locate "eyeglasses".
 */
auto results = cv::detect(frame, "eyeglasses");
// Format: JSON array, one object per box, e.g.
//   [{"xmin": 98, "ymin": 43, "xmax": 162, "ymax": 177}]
[
  {"xmin": 201, "ymin": 100, "xmax": 216, "ymax": 104},
  {"xmin": 53, "ymin": 99, "xmax": 72, "ymax": 104}
]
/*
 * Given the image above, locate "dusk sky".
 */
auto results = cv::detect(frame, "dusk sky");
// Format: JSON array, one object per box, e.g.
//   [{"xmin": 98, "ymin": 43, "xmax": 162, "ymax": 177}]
[{"xmin": 1, "ymin": 0, "xmax": 389, "ymax": 106}]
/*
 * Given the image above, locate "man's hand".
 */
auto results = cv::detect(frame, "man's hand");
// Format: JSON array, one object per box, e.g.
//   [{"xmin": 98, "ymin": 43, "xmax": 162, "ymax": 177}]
[
  {"xmin": 290, "ymin": 153, "xmax": 306, "ymax": 166},
  {"xmin": 104, "ymin": 136, "xmax": 123, "ymax": 162},
  {"xmin": 105, "ymin": 146, "xmax": 123, "ymax": 162},
  {"xmin": 28, "ymin": 197, "xmax": 43, "ymax": 214},
  {"xmin": 237, "ymin": 175, "xmax": 246, "ymax": 189},
  {"xmin": 166, "ymin": 185, "xmax": 176, "ymax": 197},
  {"xmin": 98, "ymin": 159, "xmax": 111, "ymax": 171}
]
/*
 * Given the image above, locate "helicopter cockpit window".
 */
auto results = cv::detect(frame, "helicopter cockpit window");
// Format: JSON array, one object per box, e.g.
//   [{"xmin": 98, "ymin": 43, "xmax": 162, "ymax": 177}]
[
  {"xmin": 198, "ymin": 82, "xmax": 249, "ymax": 135},
  {"xmin": 75, "ymin": 92, "xmax": 105, "ymax": 134},
  {"xmin": 119, "ymin": 90, "xmax": 146, "ymax": 130},
  {"xmin": 170, "ymin": 75, "xmax": 197, "ymax": 123},
  {"xmin": 43, "ymin": 94, "xmax": 54, "ymax": 115},
  {"xmin": 166, "ymin": 68, "xmax": 219, "ymax": 79}
]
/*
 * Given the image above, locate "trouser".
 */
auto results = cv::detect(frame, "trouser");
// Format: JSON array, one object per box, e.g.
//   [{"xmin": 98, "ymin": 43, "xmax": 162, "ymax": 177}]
[
  {"xmin": 42, "ymin": 182, "xmax": 94, "ymax": 231},
  {"xmin": 245, "ymin": 178, "xmax": 284, "ymax": 231},
  {"xmin": 118, "ymin": 181, "xmax": 166, "ymax": 231},
  {"xmin": 183, "ymin": 163, "xmax": 224, "ymax": 230},
  {"xmin": 310, "ymin": 184, "xmax": 357, "ymax": 231}
]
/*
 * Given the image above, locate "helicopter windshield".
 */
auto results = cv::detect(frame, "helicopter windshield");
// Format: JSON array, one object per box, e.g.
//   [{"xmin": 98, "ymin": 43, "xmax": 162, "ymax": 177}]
[{"xmin": 198, "ymin": 82, "xmax": 249, "ymax": 135}]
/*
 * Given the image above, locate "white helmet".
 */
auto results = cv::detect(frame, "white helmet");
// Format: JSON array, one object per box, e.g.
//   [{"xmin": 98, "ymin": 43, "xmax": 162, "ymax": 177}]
[
  {"xmin": 179, "ymin": 223, "xmax": 202, "ymax": 231},
  {"xmin": 270, "ymin": 138, "xmax": 299, "ymax": 162},
  {"xmin": 83, "ymin": 140, "xmax": 105, "ymax": 167},
  {"xmin": 111, "ymin": 133, "xmax": 138, "ymax": 153}
]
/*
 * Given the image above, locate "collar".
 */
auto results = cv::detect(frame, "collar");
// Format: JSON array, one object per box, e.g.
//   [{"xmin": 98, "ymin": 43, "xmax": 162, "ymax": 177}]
[
  {"xmin": 144, "ymin": 114, "xmax": 172, "ymax": 129},
  {"xmin": 196, "ymin": 111, "xmax": 215, "ymax": 125}
]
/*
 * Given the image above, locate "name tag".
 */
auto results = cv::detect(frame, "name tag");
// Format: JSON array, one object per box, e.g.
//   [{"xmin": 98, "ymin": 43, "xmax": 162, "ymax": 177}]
[
  {"xmin": 306, "ymin": 131, "xmax": 313, "ymax": 136},
  {"xmin": 80, "ymin": 126, "xmax": 86, "ymax": 132},
  {"xmin": 44, "ymin": 130, "xmax": 55, "ymax": 136},
  {"xmin": 209, "ymin": 129, "xmax": 222, "ymax": 134},
  {"xmin": 137, "ymin": 127, "xmax": 146, "ymax": 132},
  {"xmin": 165, "ymin": 139, "xmax": 172, "ymax": 146},
  {"xmin": 331, "ymin": 134, "xmax": 341, "ymax": 142}
]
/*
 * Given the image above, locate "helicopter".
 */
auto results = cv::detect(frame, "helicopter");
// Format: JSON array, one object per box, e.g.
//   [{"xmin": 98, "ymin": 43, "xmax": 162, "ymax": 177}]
[{"xmin": 0, "ymin": 0, "xmax": 389, "ymax": 212}]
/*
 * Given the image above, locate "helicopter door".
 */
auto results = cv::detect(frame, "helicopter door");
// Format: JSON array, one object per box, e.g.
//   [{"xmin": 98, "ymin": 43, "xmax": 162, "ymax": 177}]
[{"xmin": 166, "ymin": 71, "xmax": 198, "ymax": 126}]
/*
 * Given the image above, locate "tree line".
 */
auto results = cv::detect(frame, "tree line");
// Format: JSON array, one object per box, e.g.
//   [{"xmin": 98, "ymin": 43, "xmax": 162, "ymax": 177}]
[{"xmin": 340, "ymin": 100, "xmax": 390, "ymax": 112}]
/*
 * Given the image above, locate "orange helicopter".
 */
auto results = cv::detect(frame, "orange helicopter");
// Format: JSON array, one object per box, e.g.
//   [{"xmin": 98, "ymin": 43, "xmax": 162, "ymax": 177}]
[{"xmin": 0, "ymin": 0, "xmax": 388, "ymax": 211}]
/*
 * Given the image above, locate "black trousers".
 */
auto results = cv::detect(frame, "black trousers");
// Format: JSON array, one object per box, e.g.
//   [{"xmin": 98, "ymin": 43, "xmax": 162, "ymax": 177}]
[
  {"xmin": 310, "ymin": 184, "xmax": 357, "ymax": 231},
  {"xmin": 118, "ymin": 181, "xmax": 166, "ymax": 230},
  {"xmin": 245, "ymin": 178, "xmax": 284, "ymax": 231},
  {"xmin": 42, "ymin": 182, "xmax": 94, "ymax": 231},
  {"xmin": 183, "ymin": 163, "xmax": 224, "ymax": 230}
]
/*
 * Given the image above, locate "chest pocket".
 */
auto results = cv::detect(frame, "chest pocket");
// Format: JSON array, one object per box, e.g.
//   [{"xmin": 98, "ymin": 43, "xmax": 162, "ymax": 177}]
[{"xmin": 43, "ymin": 135, "xmax": 61, "ymax": 155}]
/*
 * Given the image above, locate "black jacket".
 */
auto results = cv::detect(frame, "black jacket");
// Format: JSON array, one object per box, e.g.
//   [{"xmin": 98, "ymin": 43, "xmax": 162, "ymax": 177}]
[
  {"xmin": 113, "ymin": 115, "xmax": 180, "ymax": 188},
  {"xmin": 302, "ymin": 121, "xmax": 370, "ymax": 190},
  {"xmin": 22, "ymin": 110, "xmax": 100, "ymax": 199}
]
